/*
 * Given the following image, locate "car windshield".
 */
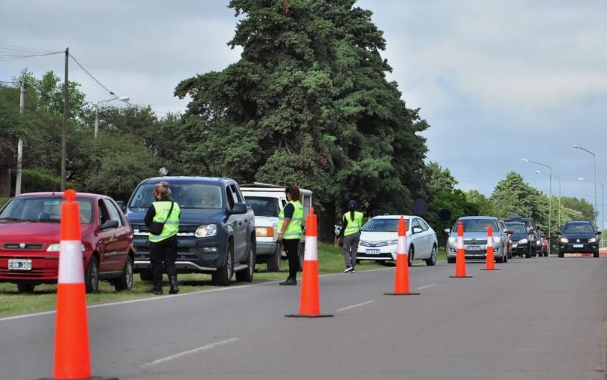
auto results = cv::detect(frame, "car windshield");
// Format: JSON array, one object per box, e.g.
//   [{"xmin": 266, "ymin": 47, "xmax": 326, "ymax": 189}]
[
  {"xmin": 0, "ymin": 196, "xmax": 94, "ymax": 223},
  {"xmin": 129, "ymin": 183, "xmax": 223, "ymax": 209},
  {"xmin": 563, "ymin": 223, "xmax": 595, "ymax": 234},
  {"xmin": 362, "ymin": 218, "xmax": 408, "ymax": 232},
  {"xmin": 506, "ymin": 223, "xmax": 526, "ymax": 233},
  {"xmin": 457, "ymin": 219, "xmax": 498, "ymax": 232},
  {"xmin": 244, "ymin": 196, "xmax": 280, "ymax": 217}
]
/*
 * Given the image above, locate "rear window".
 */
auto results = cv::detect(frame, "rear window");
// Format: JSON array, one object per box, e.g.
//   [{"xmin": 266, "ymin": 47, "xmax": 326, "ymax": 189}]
[
  {"xmin": 129, "ymin": 183, "xmax": 223, "ymax": 209},
  {"xmin": 0, "ymin": 196, "xmax": 94, "ymax": 224},
  {"xmin": 362, "ymin": 218, "xmax": 408, "ymax": 232},
  {"xmin": 244, "ymin": 196, "xmax": 280, "ymax": 217}
]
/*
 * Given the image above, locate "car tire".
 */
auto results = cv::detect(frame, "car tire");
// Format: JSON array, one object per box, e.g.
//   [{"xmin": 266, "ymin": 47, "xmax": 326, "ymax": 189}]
[
  {"xmin": 558, "ymin": 252, "xmax": 564, "ymax": 258},
  {"xmin": 525, "ymin": 249, "xmax": 531, "ymax": 259},
  {"xmin": 447, "ymin": 257, "xmax": 455, "ymax": 264},
  {"xmin": 139, "ymin": 270, "xmax": 153, "ymax": 282},
  {"xmin": 85, "ymin": 256, "xmax": 99, "ymax": 293},
  {"xmin": 407, "ymin": 246, "xmax": 414, "ymax": 267},
  {"xmin": 114, "ymin": 257, "xmax": 133, "ymax": 291},
  {"xmin": 266, "ymin": 244, "xmax": 282, "ymax": 272},
  {"xmin": 425, "ymin": 245, "xmax": 437, "ymax": 266},
  {"xmin": 17, "ymin": 283, "xmax": 35, "ymax": 293},
  {"xmin": 213, "ymin": 243, "xmax": 234, "ymax": 286},
  {"xmin": 594, "ymin": 251, "xmax": 599, "ymax": 258},
  {"xmin": 236, "ymin": 239, "xmax": 255, "ymax": 282}
]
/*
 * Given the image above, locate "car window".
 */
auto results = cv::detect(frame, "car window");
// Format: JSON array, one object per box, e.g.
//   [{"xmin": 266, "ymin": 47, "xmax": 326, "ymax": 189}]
[
  {"xmin": 245, "ymin": 196, "xmax": 279, "ymax": 217},
  {"xmin": 0, "ymin": 196, "xmax": 93, "ymax": 224},
  {"xmin": 226, "ymin": 186, "xmax": 236, "ymax": 209},
  {"xmin": 362, "ymin": 218, "xmax": 405, "ymax": 232},
  {"xmin": 104, "ymin": 199, "xmax": 124, "ymax": 227},
  {"xmin": 506, "ymin": 223, "xmax": 526, "ymax": 233},
  {"xmin": 411, "ymin": 218, "xmax": 422, "ymax": 230},
  {"xmin": 563, "ymin": 223, "xmax": 594, "ymax": 234},
  {"xmin": 457, "ymin": 219, "xmax": 498, "ymax": 232},
  {"xmin": 417, "ymin": 218, "xmax": 430, "ymax": 231},
  {"xmin": 129, "ymin": 183, "xmax": 223, "ymax": 209}
]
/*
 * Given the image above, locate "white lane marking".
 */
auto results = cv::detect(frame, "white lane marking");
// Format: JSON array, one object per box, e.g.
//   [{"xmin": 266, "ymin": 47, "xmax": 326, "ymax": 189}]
[
  {"xmin": 141, "ymin": 338, "xmax": 239, "ymax": 368},
  {"xmin": 335, "ymin": 300, "xmax": 374, "ymax": 312},
  {"xmin": 417, "ymin": 283, "xmax": 436, "ymax": 290}
]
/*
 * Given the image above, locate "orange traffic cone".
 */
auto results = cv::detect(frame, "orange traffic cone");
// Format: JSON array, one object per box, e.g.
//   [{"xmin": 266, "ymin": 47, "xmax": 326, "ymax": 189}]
[
  {"xmin": 385, "ymin": 215, "xmax": 419, "ymax": 296},
  {"xmin": 285, "ymin": 208, "xmax": 333, "ymax": 318},
  {"xmin": 39, "ymin": 190, "xmax": 117, "ymax": 380},
  {"xmin": 450, "ymin": 221, "xmax": 472, "ymax": 278},
  {"xmin": 481, "ymin": 224, "xmax": 500, "ymax": 271}
]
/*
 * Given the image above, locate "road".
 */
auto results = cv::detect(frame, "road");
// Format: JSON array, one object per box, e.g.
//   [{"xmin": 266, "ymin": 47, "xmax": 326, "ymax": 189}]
[{"xmin": 1, "ymin": 256, "xmax": 606, "ymax": 380}]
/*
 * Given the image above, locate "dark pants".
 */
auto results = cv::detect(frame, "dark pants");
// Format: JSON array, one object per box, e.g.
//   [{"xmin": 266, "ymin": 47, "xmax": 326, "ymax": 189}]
[
  {"xmin": 149, "ymin": 235, "xmax": 178, "ymax": 284},
  {"xmin": 283, "ymin": 239, "xmax": 300, "ymax": 280}
]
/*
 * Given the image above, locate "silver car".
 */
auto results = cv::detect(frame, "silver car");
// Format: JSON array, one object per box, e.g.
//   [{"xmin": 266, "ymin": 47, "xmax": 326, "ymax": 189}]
[{"xmin": 445, "ymin": 216, "xmax": 509, "ymax": 263}]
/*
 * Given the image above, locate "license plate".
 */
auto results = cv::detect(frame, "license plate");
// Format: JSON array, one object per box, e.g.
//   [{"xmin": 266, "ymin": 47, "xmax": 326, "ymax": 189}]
[
  {"xmin": 467, "ymin": 246, "xmax": 481, "ymax": 251},
  {"xmin": 366, "ymin": 249, "xmax": 380, "ymax": 255},
  {"xmin": 8, "ymin": 259, "xmax": 32, "ymax": 271},
  {"xmin": 573, "ymin": 244, "xmax": 583, "ymax": 248}
]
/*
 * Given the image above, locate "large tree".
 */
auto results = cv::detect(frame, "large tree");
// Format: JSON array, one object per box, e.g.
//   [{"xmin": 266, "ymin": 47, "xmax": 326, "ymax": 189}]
[{"xmin": 175, "ymin": 0, "xmax": 429, "ymax": 240}]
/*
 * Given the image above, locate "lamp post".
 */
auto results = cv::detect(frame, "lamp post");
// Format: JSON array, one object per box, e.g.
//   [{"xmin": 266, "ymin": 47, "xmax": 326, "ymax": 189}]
[
  {"xmin": 574, "ymin": 145, "xmax": 598, "ymax": 230},
  {"xmin": 94, "ymin": 96, "xmax": 130, "ymax": 138},
  {"xmin": 578, "ymin": 177, "xmax": 604, "ymax": 248},
  {"xmin": 536, "ymin": 171, "xmax": 561, "ymax": 231},
  {"xmin": 522, "ymin": 158, "xmax": 552, "ymax": 256}
]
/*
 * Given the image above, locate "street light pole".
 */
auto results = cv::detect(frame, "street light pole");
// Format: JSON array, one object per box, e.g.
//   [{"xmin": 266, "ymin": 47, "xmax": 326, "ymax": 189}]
[
  {"xmin": 94, "ymin": 96, "xmax": 130, "ymax": 138},
  {"xmin": 535, "ymin": 171, "xmax": 561, "ymax": 233},
  {"xmin": 574, "ymin": 145, "xmax": 598, "ymax": 230},
  {"xmin": 578, "ymin": 177, "xmax": 604, "ymax": 248},
  {"xmin": 522, "ymin": 158, "xmax": 552, "ymax": 255}
]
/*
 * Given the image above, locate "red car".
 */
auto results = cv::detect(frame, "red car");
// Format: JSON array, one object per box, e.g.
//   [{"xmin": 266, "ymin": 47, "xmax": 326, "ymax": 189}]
[
  {"xmin": 0, "ymin": 192, "xmax": 134, "ymax": 293},
  {"xmin": 538, "ymin": 230, "xmax": 549, "ymax": 256}
]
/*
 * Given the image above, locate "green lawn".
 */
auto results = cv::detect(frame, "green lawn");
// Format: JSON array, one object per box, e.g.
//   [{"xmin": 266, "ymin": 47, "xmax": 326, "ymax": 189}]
[{"xmin": 0, "ymin": 242, "xmax": 446, "ymax": 317}]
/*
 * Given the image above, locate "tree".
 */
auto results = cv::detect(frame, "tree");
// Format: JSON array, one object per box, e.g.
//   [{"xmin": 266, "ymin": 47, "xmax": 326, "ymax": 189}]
[{"xmin": 490, "ymin": 172, "xmax": 546, "ymax": 224}]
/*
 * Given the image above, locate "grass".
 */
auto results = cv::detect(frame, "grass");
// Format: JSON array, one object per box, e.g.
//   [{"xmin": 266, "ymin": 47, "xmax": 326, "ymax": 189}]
[{"xmin": 0, "ymin": 242, "xmax": 447, "ymax": 317}]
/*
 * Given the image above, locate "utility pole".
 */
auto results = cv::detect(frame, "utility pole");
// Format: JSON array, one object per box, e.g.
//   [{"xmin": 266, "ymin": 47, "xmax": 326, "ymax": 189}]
[
  {"xmin": 61, "ymin": 47, "xmax": 69, "ymax": 191},
  {"xmin": 16, "ymin": 81, "xmax": 25, "ymax": 195}
]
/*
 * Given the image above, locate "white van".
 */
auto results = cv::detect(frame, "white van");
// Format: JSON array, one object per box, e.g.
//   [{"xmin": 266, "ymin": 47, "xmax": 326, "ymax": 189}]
[{"xmin": 241, "ymin": 183, "xmax": 312, "ymax": 272}]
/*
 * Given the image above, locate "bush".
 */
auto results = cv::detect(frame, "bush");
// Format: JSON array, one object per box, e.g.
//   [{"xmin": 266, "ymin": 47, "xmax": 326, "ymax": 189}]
[{"xmin": 21, "ymin": 170, "xmax": 79, "ymax": 193}]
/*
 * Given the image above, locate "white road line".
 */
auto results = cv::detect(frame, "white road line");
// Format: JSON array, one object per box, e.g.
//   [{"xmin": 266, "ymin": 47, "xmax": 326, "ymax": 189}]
[
  {"xmin": 141, "ymin": 338, "xmax": 239, "ymax": 368},
  {"xmin": 335, "ymin": 300, "xmax": 374, "ymax": 312},
  {"xmin": 417, "ymin": 283, "xmax": 436, "ymax": 290}
]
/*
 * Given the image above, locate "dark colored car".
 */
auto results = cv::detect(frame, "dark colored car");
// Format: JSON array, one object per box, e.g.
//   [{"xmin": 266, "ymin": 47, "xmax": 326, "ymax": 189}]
[
  {"xmin": 504, "ymin": 221, "xmax": 533, "ymax": 258},
  {"xmin": 125, "ymin": 176, "xmax": 256, "ymax": 286},
  {"xmin": 0, "ymin": 192, "xmax": 134, "ymax": 293},
  {"xmin": 558, "ymin": 220, "xmax": 601, "ymax": 258},
  {"xmin": 538, "ymin": 230, "xmax": 548, "ymax": 256},
  {"xmin": 504, "ymin": 216, "xmax": 542, "ymax": 257}
]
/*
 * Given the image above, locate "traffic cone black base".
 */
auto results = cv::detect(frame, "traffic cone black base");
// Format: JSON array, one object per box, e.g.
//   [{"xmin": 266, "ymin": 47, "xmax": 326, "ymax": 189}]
[
  {"xmin": 37, "ymin": 376, "xmax": 118, "ymax": 380},
  {"xmin": 449, "ymin": 275, "xmax": 473, "ymax": 278},
  {"xmin": 285, "ymin": 314, "xmax": 334, "ymax": 318},
  {"xmin": 384, "ymin": 292, "xmax": 420, "ymax": 296}
]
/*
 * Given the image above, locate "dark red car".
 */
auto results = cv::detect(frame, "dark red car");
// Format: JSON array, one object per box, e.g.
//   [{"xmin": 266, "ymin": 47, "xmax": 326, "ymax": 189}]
[{"xmin": 0, "ymin": 192, "xmax": 134, "ymax": 293}]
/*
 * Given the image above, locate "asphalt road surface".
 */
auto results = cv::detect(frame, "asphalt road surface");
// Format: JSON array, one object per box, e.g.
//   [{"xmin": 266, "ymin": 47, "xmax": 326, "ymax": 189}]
[{"xmin": 1, "ymin": 256, "xmax": 606, "ymax": 380}]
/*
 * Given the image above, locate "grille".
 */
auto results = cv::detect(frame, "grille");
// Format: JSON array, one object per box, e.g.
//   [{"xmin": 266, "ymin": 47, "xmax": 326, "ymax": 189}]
[
  {"xmin": 2, "ymin": 243, "xmax": 45, "ymax": 250},
  {"xmin": 464, "ymin": 239, "xmax": 487, "ymax": 245},
  {"xmin": 0, "ymin": 267, "xmax": 57, "ymax": 278}
]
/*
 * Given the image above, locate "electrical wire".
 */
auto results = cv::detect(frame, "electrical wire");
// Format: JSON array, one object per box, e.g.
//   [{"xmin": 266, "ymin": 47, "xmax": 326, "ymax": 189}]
[
  {"xmin": 0, "ymin": 43, "xmax": 63, "ymax": 61},
  {"xmin": 69, "ymin": 53, "xmax": 117, "ymax": 98}
]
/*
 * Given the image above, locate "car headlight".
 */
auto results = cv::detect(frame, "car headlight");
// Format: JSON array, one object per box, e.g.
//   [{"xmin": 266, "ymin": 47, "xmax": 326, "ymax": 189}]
[
  {"xmin": 256, "ymin": 227, "xmax": 274, "ymax": 238},
  {"xmin": 519, "ymin": 238, "xmax": 528, "ymax": 244},
  {"xmin": 387, "ymin": 240, "xmax": 398, "ymax": 246},
  {"xmin": 448, "ymin": 237, "xmax": 456, "ymax": 244},
  {"xmin": 493, "ymin": 237, "xmax": 501, "ymax": 243},
  {"xmin": 195, "ymin": 224, "xmax": 218, "ymax": 238},
  {"xmin": 47, "ymin": 243, "xmax": 85, "ymax": 252},
  {"xmin": 589, "ymin": 237, "xmax": 597, "ymax": 243},
  {"xmin": 560, "ymin": 238, "xmax": 569, "ymax": 244}
]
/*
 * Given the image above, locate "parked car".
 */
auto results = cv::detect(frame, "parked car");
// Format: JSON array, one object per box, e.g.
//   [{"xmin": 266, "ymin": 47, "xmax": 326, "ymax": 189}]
[
  {"xmin": 557, "ymin": 220, "xmax": 601, "ymax": 258},
  {"xmin": 0, "ymin": 192, "xmax": 134, "ymax": 293},
  {"xmin": 499, "ymin": 219, "xmax": 513, "ymax": 259},
  {"xmin": 126, "ymin": 176, "xmax": 256, "ymax": 286},
  {"xmin": 504, "ymin": 216, "xmax": 541, "ymax": 256},
  {"xmin": 241, "ymin": 183, "xmax": 313, "ymax": 272},
  {"xmin": 504, "ymin": 221, "xmax": 532, "ymax": 258},
  {"xmin": 445, "ymin": 216, "xmax": 509, "ymax": 263},
  {"xmin": 356, "ymin": 215, "xmax": 438, "ymax": 266},
  {"xmin": 538, "ymin": 230, "xmax": 548, "ymax": 256}
]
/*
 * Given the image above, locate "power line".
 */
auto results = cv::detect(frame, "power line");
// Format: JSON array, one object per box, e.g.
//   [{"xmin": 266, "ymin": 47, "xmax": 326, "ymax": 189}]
[
  {"xmin": 69, "ymin": 53, "xmax": 116, "ymax": 98},
  {"xmin": 0, "ymin": 43, "xmax": 63, "ymax": 61}
]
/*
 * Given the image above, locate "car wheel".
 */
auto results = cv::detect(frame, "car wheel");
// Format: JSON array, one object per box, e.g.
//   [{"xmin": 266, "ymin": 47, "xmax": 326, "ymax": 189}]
[
  {"xmin": 139, "ymin": 270, "xmax": 153, "ymax": 282},
  {"xmin": 594, "ymin": 251, "xmax": 599, "ymax": 258},
  {"xmin": 558, "ymin": 252, "xmax": 564, "ymax": 258},
  {"xmin": 213, "ymin": 243, "xmax": 234, "ymax": 286},
  {"xmin": 114, "ymin": 257, "xmax": 133, "ymax": 291},
  {"xmin": 17, "ymin": 283, "xmax": 35, "ymax": 293},
  {"xmin": 266, "ymin": 244, "xmax": 282, "ymax": 272},
  {"xmin": 525, "ymin": 249, "xmax": 531, "ymax": 259},
  {"xmin": 447, "ymin": 257, "xmax": 455, "ymax": 264},
  {"xmin": 407, "ymin": 246, "xmax": 414, "ymax": 267},
  {"xmin": 425, "ymin": 245, "xmax": 437, "ymax": 266},
  {"xmin": 236, "ymin": 239, "xmax": 255, "ymax": 282},
  {"xmin": 85, "ymin": 256, "xmax": 99, "ymax": 293}
]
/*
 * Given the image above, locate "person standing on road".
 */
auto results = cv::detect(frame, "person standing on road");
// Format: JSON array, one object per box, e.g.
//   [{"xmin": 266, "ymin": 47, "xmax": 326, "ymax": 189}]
[
  {"xmin": 338, "ymin": 199, "xmax": 364, "ymax": 273},
  {"xmin": 144, "ymin": 181, "xmax": 181, "ymax": 295},
  {"xmin": 277, "ymin": 185, "xmax": 304, "ymax": 285}
]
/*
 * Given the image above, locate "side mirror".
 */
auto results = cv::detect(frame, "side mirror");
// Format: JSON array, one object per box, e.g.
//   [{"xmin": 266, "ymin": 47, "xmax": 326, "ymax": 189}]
[
  {"xmin": 101, "ymin": 220, "xmax": 119, "ymax": 230},
  {"xmin": 443, "ymin": 228, "xmax": 451, "ymax": 234},
  {"xmin": 412, "ymin": 226, "xmax": 423, "ymax": 234},
  {"xmin": 229, "ymin": 202, "xmax": 248, "ymax": 215},
  {"xmin": 597, "ymin": 231, "xmax": 602, "ymax": 235}
]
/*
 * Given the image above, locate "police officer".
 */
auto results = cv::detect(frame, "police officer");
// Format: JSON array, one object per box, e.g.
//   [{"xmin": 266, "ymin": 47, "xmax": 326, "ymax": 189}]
[
  {"xmin": 144, "ymin": 181, "xmax": 181, "ymax": 295},
  {"xmin": 277, "ymin": 185, "xmax": 303, "ymax": 285},
  {"xmin": 339, "ymin": 199, "xmax": 364, "ymax": 273}
]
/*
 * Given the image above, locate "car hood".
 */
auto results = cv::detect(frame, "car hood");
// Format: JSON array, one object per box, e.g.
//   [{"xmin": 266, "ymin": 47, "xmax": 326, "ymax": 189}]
[
  {"xmin": 0, "ymin": 221, "xmax": 94, "ymax": 242},
  {"xmin": 509, "ymin": 232, "xmax": 528, "ymax": 240},
  {"xmin": 253, "ymin": 216, "xmax": 278, "ymax": 227},
  {"xmin": 360, "ymin": 231, "xmax": 399, "ymax": 241},
  {"xmin": 127, "ymin": 208, "xmax": 226, "ymax": 226},
  {"xmin": 450, "ymin": 231, "xmax": 499, "ymax": 239}
]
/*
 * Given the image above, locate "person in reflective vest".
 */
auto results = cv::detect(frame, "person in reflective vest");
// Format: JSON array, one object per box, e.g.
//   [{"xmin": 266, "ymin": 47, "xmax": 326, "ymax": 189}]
[
  {"xmin": 144, "ymin": 181, "xmax": 181, "ymax": 295},
  {"xmin": 277, "ymin": 185, "xmax": 303, "ymax": 285},
  {"xmin": 339, "ymin": 199, "xmax": 364, "ymax": 273}
]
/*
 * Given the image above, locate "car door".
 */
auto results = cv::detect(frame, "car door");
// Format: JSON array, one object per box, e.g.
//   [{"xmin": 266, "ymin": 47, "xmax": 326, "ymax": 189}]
[
  {"xmin": 95, "ymin": 199, "xmax": 120, "ymax": 273},
  {"xmin": 410, "ymin": 218, "xmax": 429, "ymax": 259},
  {"xmin": 225, "ymin": 184, "xmax": 246, "ymax": 262},
  {"xmin": 103, "ymin": 198, "xmax": 131, "ymax": 272}
]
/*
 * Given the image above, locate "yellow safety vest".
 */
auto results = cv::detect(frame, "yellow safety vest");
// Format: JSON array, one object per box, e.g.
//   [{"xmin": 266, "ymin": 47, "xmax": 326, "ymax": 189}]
[
  {"xmin": 278, "ymin": 200, "xmax": 303, "ymax": 240},
  {"xmin": 149, "ymin": 201, "xmax": 180, "ymax": 243},
  {"xmin": 343, "ymin": 211, "xmax": 364, "ymax": 236}
]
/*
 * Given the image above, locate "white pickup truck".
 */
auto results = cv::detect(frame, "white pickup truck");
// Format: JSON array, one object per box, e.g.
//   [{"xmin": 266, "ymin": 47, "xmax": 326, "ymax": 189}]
[{"xmin": 241, "ymin": 183, "xmax": 312, "ymax": 272}]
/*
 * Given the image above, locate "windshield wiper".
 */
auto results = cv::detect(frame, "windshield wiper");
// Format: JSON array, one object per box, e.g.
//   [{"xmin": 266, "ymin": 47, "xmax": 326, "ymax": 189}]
[{"xmin": 0, "ymin": 217, "xmax": 22, "ymax": 221}]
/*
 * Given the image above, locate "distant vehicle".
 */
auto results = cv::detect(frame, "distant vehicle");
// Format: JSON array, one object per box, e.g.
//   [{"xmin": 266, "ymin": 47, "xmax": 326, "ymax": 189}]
[
  {"xmin": 504, "ymin": 221, "xmax": 532, "ymax": 258},
  {"xmin": 445, "ymin": 216, "xmax": 509, "ymax": 263},
  {"xmin": 503, "ymin": 216, "xmax": 542, "ymax": 256},
  {"xmin": 357, "ymin": 215, "xmax": 438, "ymax": 266},
  {"xmin": 538, "ymin": 230, "xmax": 548, "ymax": 256},
  {"xmin": 0, "ymin": 192, "xmax": 134, "ymax": 293},
  {"xmin": 241, "ymin": 183, "xmax": 313, "ymax": 272},
  {"xmin": 557, "ymin": 220, "xmax": 601, "ymax": 258},
  {"xmin": 126, "ymin": 176, "xmax": 256, "ymax": 286},
  {"xmin": 499, "ymin": 219, "xmax": 513, "ymax": 259}
]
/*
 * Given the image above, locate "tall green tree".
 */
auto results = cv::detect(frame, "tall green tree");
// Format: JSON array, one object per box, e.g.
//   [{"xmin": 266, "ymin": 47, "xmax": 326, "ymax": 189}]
[{"xmin": 490, "ymin": 171, "xmax": 547, "ymax": 225}]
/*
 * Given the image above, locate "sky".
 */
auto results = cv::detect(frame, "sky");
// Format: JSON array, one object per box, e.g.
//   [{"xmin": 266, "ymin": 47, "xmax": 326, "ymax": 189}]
[{"xmin": 1, "ymin": 0, "xmax": 606, "ymax": 228}]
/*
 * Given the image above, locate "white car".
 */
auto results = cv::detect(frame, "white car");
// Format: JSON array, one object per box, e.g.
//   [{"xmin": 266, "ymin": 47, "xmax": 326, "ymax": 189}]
[{"xmin": 356, "ymin": 215, "xmax": 438, "ymax": 266}]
